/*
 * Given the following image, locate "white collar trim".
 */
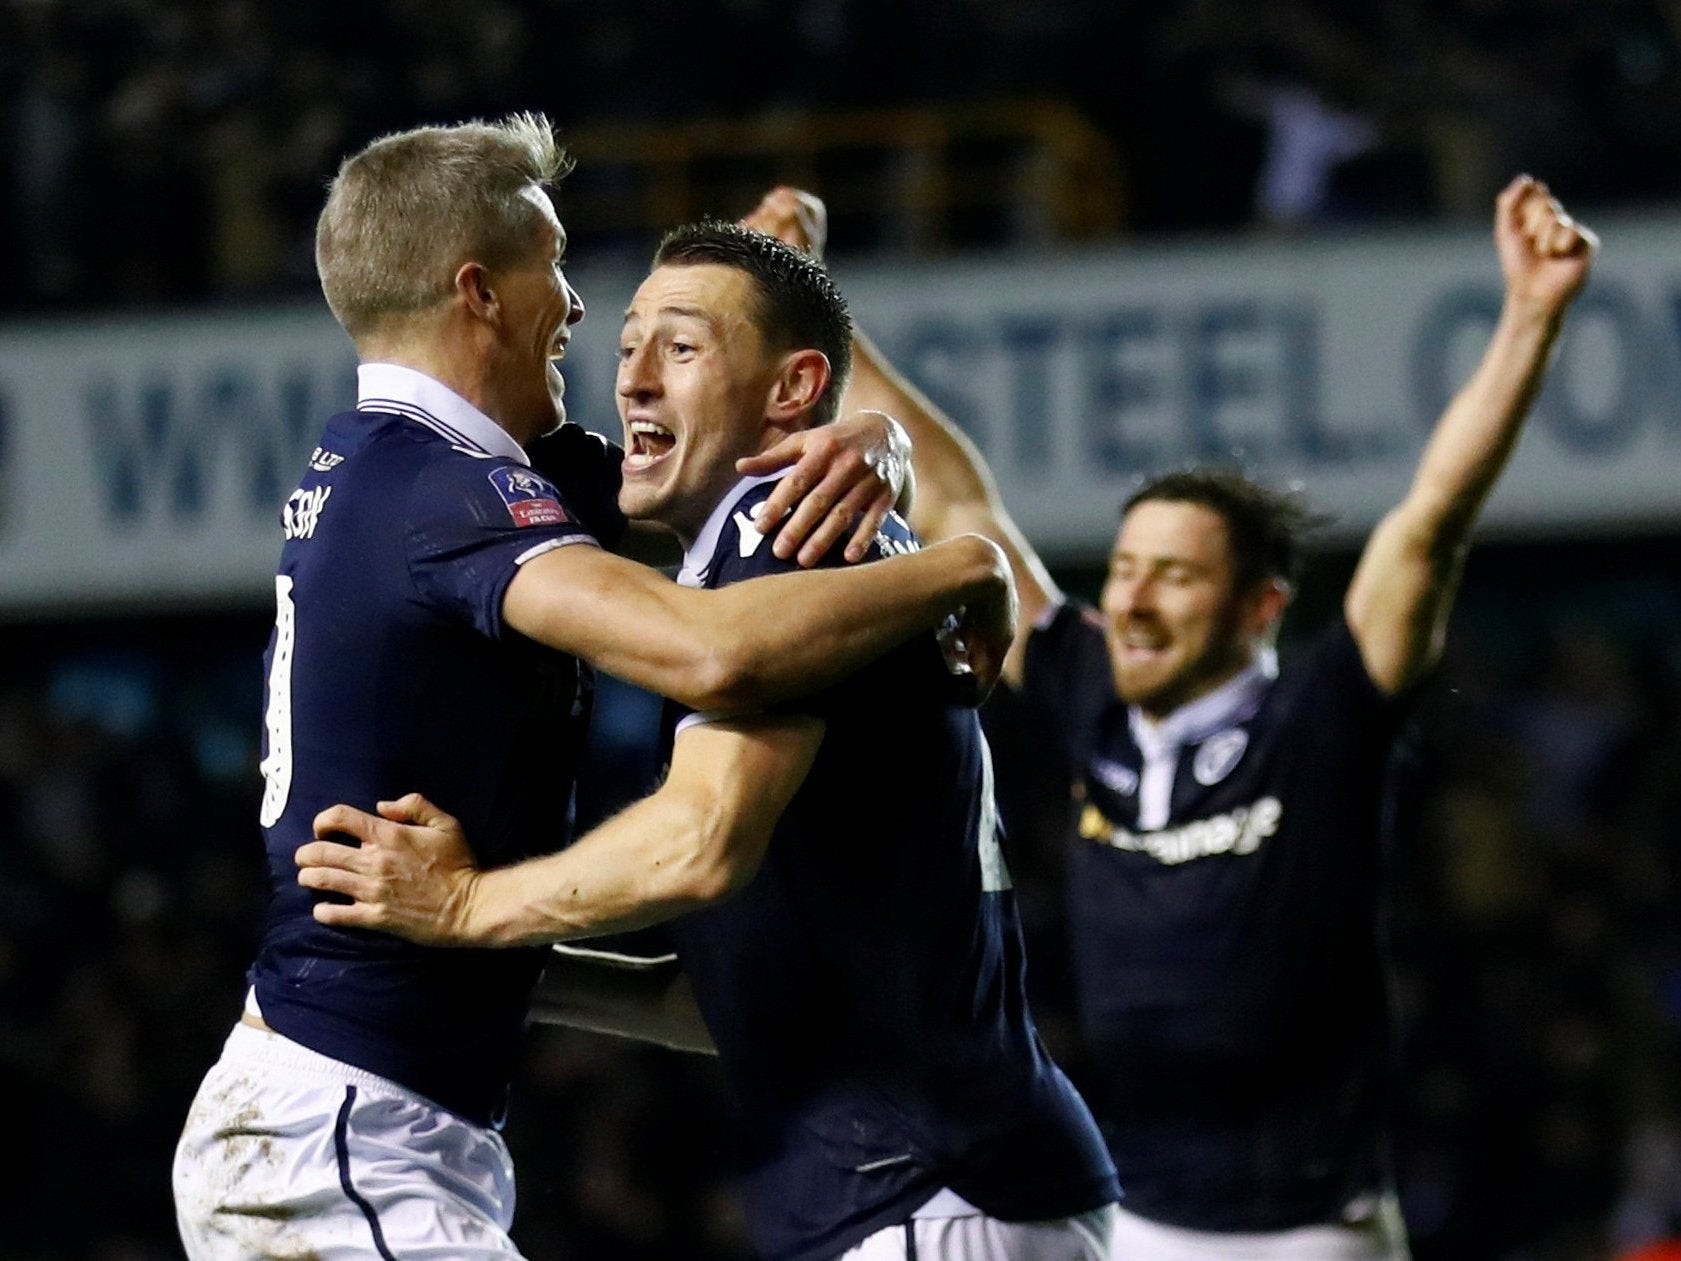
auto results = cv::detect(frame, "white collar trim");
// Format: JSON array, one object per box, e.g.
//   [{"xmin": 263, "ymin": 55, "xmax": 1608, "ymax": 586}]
[
  {"xmin": 1129, "ymin": 651, "xmax": 1277, "ymax": 754},
  {"xmin": 356, "ymin": 362, "xmax": 530, "ymax": 466},
  {"xmin": 676, "ymin": 470, "xmax": 790, "ymax": 588}
]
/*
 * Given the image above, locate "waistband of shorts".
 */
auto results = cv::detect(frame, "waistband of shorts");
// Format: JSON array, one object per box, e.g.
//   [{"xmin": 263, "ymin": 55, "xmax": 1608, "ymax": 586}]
[
  {"xmin": 220, "ymin": 1013, "xmax": 420, "ymax": 1101},
  {"xmin": 915, "ymin": 1189, "xmax": 1119, "ymax": 1228},
  {"xmin": 914, "ymin": 1188, "xmax": 982, "ymax": 1219}
]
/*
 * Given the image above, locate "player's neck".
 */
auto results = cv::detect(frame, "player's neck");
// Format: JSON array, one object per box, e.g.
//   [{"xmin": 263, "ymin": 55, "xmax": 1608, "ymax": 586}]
[
  {"xmin": 1132, "ymin": 649, "xmax": 1274, "ymax": 728},
  {"xmin": 358, "ymin": 327, "xmax": 537, "ymax": 446}
]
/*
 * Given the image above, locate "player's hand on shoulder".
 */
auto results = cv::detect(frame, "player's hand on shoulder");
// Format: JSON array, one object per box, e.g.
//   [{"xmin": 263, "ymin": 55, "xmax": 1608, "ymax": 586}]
[
  {"xmin": 737, "ymin": 410, "xmax": 911, "ymax": 566},
  {"xmin": 295, "ymin": 793, "xmax": 481, "ymax": 946},
  {"xmin": 1496, "ymin": 174, "xmax": 1597, "ymax": 319},
  {"xmin": 741, "ymin": 186, "xmax": 827, "ymax": 260}
]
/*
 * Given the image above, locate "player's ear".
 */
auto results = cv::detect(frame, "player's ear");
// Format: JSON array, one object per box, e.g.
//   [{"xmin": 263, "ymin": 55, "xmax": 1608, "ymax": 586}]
[
  {"xmin": 455, "ymin": 261, "xmax": 497, "ymax": 322},
  {"xmin": 765, "ymin": 349, "xmax": 831, "ymax": 425},
  {"xmin": 1245, "ymin": 578, "xmax": 1291, "ymax": 637}
]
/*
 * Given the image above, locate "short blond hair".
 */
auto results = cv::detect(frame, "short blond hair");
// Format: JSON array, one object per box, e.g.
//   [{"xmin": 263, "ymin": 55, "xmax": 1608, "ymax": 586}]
[{"xmin": 315, "ymin": 112, "xmax": 571, "ymax": 338}]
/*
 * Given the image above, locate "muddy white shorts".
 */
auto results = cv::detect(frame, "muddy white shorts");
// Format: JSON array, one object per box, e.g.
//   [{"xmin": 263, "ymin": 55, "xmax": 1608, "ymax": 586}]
[
  {"xmin": 173, "ymin": 1017, "xmax": 523, "ymax": 1260},
  {"xmin": 838, "ymin": 1189, "xmax": 1118, "ymax": 1260}
]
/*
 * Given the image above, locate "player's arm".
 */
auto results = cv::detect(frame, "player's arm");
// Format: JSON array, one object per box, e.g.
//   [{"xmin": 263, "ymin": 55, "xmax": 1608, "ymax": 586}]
[
  {"xmin": 531, "ymin": 411, "xmax": 909, "ymax": 570},
  {"xmin": 530, "ymin": 948, "xmax": 716, "ymax": 1056},
  {"xmin": 738, "ymin": 186, "xmax": 1058, "ymax": 689},
  {"xmin": 296, "ymin": 714, "xmax": 825, "ymax": 946},
  {"xmin": 1346, "ymin": 175, "xmax": 1596, "ymax": 695},
  {"xmin": 502, "ymin": 533, "xmax": 1013, "ymax": 713}
]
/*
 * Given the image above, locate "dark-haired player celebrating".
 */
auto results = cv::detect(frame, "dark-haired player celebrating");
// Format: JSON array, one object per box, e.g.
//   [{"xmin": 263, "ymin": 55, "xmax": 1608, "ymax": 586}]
[
  {"xmin": 297, "ymin": 218, "xmax": 1121, "ymax": 1260},
  {"xmin": 171, "ymin": 116, "xmax": 1016, "ymax": 1261},
  {"xmin": 743, "ymin": 179, "xmax": 1595, "ymax": 1258}
]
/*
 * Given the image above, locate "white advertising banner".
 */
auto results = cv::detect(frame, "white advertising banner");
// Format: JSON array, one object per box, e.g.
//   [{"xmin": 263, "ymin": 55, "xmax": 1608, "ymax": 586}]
[{"xmin": 0, "ymin": 209, "xmax": 1678, "ymax": 610}]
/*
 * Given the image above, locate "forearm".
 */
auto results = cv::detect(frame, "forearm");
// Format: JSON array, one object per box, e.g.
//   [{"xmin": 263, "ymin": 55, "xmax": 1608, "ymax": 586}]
[
  {"xmin": 530, "ymin": 950, "xmax": 716, "ymax": 1055},
  {"xmin": 450, "ymin": 717, "xmax": 819, "ymax": 947},
  {"xmin": 843, "ymin": 330, "xmax": 997, "ymax": 539},
  {"xmin": 507, "ymin": 538, "xmax": 1006, "ymax": 713},
  {"xmin": 690, "ymin": 532, "xmax": 1010, "ymax": 710},
  {"xmin": 842, "ymin": 330, "xmax": 1059, "ymax": 631},
  {"xmin": 563, "ymin": 538, "xmax": 1007, "ymax": 713},
  {"xmin": 461, "ymin": 787, "xmax": 739, "ymax": 947},
  {"xmin": 1401, "ymin": 299, "xmax": 1563, "ymax": 546}
]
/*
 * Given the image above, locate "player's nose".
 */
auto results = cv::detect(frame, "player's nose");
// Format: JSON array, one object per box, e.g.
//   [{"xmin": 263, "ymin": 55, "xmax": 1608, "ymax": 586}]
[{"xmin": 616, "ymin": 345, "xmax": 658, "ymax": 398}]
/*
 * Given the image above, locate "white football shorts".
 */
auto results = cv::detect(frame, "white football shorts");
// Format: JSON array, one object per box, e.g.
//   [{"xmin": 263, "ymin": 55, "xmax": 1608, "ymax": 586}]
[
  {"xmin": 839, "ymin": 1188, "xmax": 1118, "ymax": 1260},
  {"xmin": 173, "ymin": 1015, "xmax": 524, "ymax": 1260}
]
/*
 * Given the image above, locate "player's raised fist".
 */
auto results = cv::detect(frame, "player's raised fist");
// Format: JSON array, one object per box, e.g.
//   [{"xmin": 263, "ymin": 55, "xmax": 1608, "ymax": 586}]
[
  {"xmin": 1495, "ymin": 174, "xmax": 1597, "ymax": 317},
  {"xmin": 742, "ymin": 186, "xmax": 828, "ymax": 260}
]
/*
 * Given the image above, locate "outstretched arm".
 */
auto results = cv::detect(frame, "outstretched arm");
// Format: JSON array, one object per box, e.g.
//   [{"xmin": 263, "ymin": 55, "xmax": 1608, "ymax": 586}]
[
  {"xmin": 739, "ymin": 187, "xmax": 1059, "ymax": 688},
  {"xmin": 296, "ymin": 713, "xmax": 826, "ymax": 946},
  {"xmin": 1346, "ymin": 175, "xmax": 1596, "ymax": 694},
  {"xmin": 503, "ymin": 530, "xmax": 1013, "ymax": 713}
]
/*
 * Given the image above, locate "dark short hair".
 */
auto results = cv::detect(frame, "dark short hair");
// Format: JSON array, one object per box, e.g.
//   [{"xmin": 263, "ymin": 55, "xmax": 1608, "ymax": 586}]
[
  {"xmin": 1124, "ymin": 468, "xmax": 1324, "ymax": 590},
  {"xmin": 652, "ymin": 220, "xmax": 852, "ymax": 426}
]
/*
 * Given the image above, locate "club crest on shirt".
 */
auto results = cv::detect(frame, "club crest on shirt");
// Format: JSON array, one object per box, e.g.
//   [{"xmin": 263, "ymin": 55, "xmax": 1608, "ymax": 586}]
[
  {"xmin": 489, "ymin": 467, "xmax": 568, "ymax": 527},
  {"xmin": 1092, "ymin": 758, "xmax": 1139, "ymax": 796},
  {"xmin": 735, "ymin": 508, "xmax": 769, "ymax": 557},
  {"xmin": 1193, "ymin": 728, "xmax": 1249, "ymax": 786}
]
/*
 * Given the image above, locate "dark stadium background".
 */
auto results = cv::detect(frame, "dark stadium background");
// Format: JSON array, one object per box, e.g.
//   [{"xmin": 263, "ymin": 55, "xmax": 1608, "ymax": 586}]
[{"xmin": 5, "ymin": 2, "xmax": 1681, "ymax": 1259}]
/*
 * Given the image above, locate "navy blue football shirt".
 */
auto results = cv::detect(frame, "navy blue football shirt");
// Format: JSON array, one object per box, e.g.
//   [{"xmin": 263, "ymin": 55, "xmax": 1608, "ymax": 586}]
[
  {"xmin": 249, "ymin": 364, "xmax": 604, "ymax": 1126},
  {"xmin": 1025, "ymin": 601, "xmax": 1411, "ymax": 1232},
  {"xmin": 657, "ymin": 474, "xmax": 1118, "ymax": 1261}
]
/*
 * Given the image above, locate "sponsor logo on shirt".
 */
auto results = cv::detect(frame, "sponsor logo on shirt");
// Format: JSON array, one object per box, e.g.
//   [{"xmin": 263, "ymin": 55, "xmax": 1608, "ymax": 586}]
[
  {"xmin": 490, "ymin": 467, "xmax": 569, "ymax": 528},
  {"xmin": 1193, "ymin": 728, "xmax": 1249, "ymax": 786},
  {"xmin": 309, "ymin": 447, "xmax": 344, "ymax": 473},
  {"xmin": 1078, "ymin": 796, "xmax": 1282, "ymax": 865},
  {"xmin": 282, "ymin": 485, "xmax": 331, "ymax": 540}
]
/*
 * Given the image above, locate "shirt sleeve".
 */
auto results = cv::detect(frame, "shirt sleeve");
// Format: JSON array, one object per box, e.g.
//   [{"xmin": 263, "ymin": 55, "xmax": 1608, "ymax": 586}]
[
  {"xmin": 1297, "ymin": 617, "xmax": 1415, "ymax": 735},
  {"xmin": 1023, "ymin": 600, "xmax": 1111, "ymax": 724},
  {"xmin": 406, "ymin": 454, "xmax": 599, "ymax": 641},
  {"xmin": 526, "ymin": 423, "xmax": 629, "ymax": 550}
]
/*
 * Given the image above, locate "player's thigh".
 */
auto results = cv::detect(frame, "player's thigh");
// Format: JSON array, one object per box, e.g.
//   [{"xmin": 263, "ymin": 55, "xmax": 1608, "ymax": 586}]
[
  {"xmin": 1107, "ymin": 1199, "xmax": 1409, "ymax": 1261},
  {"xmin": 174, "ymin": 1046, "xmax": 524, "ymax": 1260},
  {"xmin": 841, "ymin": 1206, "xmax": 1116, "ymax": 1260}
]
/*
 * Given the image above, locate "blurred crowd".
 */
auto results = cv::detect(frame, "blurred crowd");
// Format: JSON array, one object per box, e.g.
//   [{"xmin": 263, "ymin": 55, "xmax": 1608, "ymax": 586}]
[
  {"xmin": 2, "ymin": 542, "xmax": 1681, "ymax": 1260},
  {"xmin": 6, "ymin": 0, "xmax": 1681, "ymax": 311}
]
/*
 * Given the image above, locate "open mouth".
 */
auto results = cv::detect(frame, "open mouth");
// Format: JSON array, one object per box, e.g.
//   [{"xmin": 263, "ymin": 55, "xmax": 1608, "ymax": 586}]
[
  {"xmin": 1114, "ymin": 623, "xmax": 1169, "ymax": 662},
  {"xmin": 625, "ymin": 419, "xmax": 676, "ymax": 471}
]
